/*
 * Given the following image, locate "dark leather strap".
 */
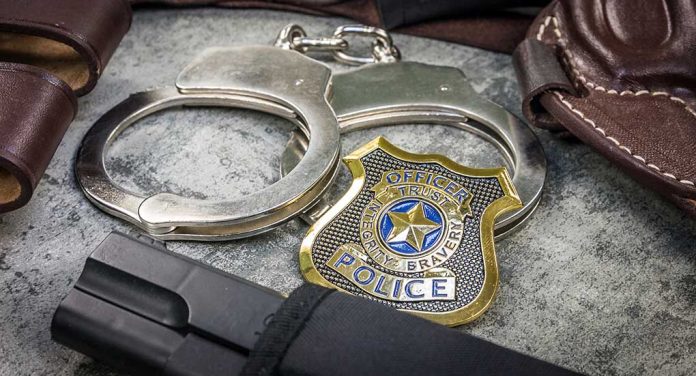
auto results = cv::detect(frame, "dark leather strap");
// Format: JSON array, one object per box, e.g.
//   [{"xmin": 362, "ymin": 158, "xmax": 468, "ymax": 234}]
[
  {"xmin": 0, "ymin": 63, "xmax": 77, "ymax": 213},
  {"xmin": 513, "ymin": 38, "xmax": 574, "ymax": 130},
  {"xmin": 0, "ymin": 0, "xmax": 132, "ymax": 95},
  {"xmin": 377, "ymin": 0, "xmax": 549, "ymax": 29},
  {"xmin": 130, "ymin": 0, "xmax": 545, "ymax": 54}
]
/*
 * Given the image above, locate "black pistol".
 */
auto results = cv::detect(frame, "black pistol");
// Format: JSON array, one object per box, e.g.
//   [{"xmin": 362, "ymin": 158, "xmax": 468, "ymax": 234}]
[
  {"xmin": 51, "ymin": 232, "xmax": 283, "ymax": 375},
  {"xmin": 53, "ymin": 232, "xmax": 581, "ymax": 376}
]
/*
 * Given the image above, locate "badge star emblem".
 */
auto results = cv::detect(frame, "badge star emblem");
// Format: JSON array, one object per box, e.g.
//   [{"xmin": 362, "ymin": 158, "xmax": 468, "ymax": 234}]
[{"xmin": 386, "ymin": 202, "xmax": 441, "ymax": 253}]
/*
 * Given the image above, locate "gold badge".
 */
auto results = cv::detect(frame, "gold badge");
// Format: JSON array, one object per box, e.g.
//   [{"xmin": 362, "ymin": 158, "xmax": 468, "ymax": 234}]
[{"xmin": 300, "ymin": 137, "xmax": 522, "ymax": 326}]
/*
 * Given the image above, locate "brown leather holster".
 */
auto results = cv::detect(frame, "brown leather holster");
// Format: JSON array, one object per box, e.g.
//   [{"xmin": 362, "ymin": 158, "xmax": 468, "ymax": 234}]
[
  {"xmin": 0, "ymin": 0, "xmax": 132, "ymax": 213},
  {"xmin": 513, "ymin": 0, "xmax": 696, "ymax": 216}
]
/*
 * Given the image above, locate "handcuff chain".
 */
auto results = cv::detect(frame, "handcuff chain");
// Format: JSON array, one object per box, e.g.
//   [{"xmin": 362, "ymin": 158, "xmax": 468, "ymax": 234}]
[{"xmin": 274, "ymin": 24, "xmax": 401, "ymax": 65}]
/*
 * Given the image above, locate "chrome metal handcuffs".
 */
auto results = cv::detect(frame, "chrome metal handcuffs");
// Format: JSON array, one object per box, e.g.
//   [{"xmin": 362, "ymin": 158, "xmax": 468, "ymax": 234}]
[
  {"xmin": 76, "ymin": 45, "xmax": 341, "ymax": 240},
  {"xmin": 278, "ymin": 25, "xmax": 546, "ymax": 238},
  {"xmin": 76, "ymin": 24, "xmax": 546, "ymax": 241}
]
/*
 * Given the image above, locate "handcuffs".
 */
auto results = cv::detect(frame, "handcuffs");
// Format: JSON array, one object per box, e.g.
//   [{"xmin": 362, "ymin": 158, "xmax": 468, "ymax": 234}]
[
  {"xmin": 77, "ymin": 45, "xmax": 341, "ymax": 240},
  {"xmin": 76, "ymin": 24, "xmax": 546, "ymax": 241}
]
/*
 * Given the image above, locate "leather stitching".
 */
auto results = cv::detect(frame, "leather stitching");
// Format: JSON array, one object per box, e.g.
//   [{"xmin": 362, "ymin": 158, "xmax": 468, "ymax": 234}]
[
  {"xmin": 537, "ymin": 15, "xmax": 695, "ymax": 187},
  {"xmin": 552, "ymin": 91, "xmax": 694, "ymax": 186},
  {"xmin": 537, "ymin": 15, "xmax": 696, "ymax": 118}
]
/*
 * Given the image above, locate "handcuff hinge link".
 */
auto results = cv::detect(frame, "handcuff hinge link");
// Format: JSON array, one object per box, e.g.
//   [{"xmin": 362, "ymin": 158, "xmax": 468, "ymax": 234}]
[{"xmin": 275, "ymin": 24, "xmax": 401, "ymax": 65}]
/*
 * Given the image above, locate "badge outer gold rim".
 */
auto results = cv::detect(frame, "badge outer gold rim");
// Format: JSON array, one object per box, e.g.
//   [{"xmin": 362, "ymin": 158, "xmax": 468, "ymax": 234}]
[{"xmin": 299, "ymin": 136, "xmax": 523, "ymax": 326}]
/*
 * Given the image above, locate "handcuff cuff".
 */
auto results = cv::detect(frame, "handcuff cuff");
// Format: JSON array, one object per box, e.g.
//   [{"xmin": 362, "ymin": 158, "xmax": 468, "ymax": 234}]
[
  {"xmin": 277, "ymin": 25, "xmax": 545, "ymax": 238},
  {"xmin": 76, "ymin": 45, "xmax": 341, "ymax": 240},
  {"xmin": 76, "ymin": 24, "xmax": 546, "ymax": 241}
]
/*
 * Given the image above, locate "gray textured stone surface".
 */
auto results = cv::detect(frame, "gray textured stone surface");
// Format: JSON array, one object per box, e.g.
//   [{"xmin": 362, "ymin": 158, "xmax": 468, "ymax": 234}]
[{"xmin": 0, "ymin": 8, "xmax": 694, "ymax": 376}]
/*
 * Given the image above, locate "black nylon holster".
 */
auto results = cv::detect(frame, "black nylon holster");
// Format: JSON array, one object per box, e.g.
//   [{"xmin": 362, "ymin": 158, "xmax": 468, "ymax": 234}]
[{"xmin": 243, "ymin": 284, "xmax": 581, "ymax": 376}]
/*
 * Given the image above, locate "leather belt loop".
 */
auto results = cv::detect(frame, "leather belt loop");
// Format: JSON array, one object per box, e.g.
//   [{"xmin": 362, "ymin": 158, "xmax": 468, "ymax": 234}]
[
  {"xmin": 512, "ymin": 38, "xmax": 575, "ymax": 130},
  {"xmin": 0, "ymin": 0, "xmax": 132, "ymax": 95},
  {"xmin": 0, "ymin": 63, "xmax": 77, "ymax": 213},
  {"xmin": 0, "ymin": 0, "xmax": 132, "ymax": 213}
]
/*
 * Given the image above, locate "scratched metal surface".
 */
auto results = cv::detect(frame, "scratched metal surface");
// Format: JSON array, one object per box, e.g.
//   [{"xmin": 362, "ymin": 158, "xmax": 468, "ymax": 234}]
[{"xmin": 0, "ymin": 8, "xmax": 694, "ymax": 376}]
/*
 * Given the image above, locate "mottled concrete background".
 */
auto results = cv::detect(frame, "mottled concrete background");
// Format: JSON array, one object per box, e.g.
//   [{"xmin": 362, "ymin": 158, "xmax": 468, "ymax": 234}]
[{"xmin": 0, "ymin": 8, "xmax": 694, "ymax": 376}]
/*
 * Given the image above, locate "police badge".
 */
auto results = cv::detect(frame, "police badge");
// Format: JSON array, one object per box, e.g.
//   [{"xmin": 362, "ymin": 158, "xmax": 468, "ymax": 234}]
[{"xmin": 300, "ymin": 137, "xmax": 522, "ymax": 326}]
